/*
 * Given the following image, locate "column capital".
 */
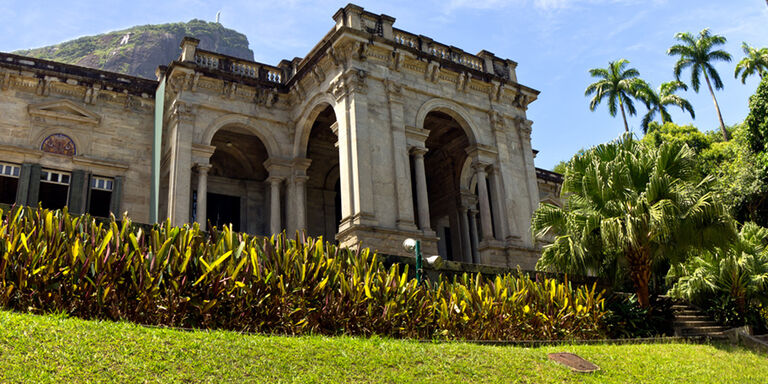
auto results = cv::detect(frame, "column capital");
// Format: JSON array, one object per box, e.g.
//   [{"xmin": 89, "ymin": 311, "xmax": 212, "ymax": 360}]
[
  {"xmin": 195, "ymin": 163, "xmax": 212, "ymax": 173},
  {"xmin": 409, "ymin": 146, "xmax": 428, "ymax": 157},
  {"xmin": 472, "ymin": 160, "xmax": 491, "ymax": 174},
  {"xmin": 266, "ymin": 175, "xmax": 285, "ymax": 184},
  {"xmin": 294, "ymin": 175, "xmax": 309, "ymax": 184}
]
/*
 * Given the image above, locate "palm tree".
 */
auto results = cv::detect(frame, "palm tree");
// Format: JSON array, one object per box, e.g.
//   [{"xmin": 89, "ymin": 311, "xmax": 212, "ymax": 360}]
[
  {"xmin": 668, "ymin": 29, "xmax": 732, "ymax": 140},
  {"xmin": 639, "ymin": 81, "xmax": 695, "ymax": 133},
  {"xmin": 532, "ymin": 134, "xmax": 736, "ymax": 307},
  {"xmin": 585, "ymin": 59, "xmax": 650, "ymax": 133},
  {"xmin": 734, "ymin": 42, "xmax": 768, "ymax": 84},
  {"xmin": 669, "ymin": 222, "xmax": 768, "ymax": 317}
]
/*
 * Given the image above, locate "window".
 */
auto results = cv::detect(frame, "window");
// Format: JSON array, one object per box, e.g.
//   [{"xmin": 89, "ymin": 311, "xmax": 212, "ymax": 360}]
[
  {"xmin": 39, "ymin": 169, "xmax": 70, "ymax": 209},
  {"xmin": 89, "ymin": 176, "xmax": 113, "ymax": 217},
  {"xmin": 0, "ymin": 162, "xmax": 21, "ymax": 205}
]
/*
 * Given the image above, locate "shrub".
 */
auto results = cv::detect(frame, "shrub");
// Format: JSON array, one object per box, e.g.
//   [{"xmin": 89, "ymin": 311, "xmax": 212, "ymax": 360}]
[
  {"xmin": 0, "ymin": 206, "xmax": 607, "ymax": 341},
  {"xmin": 604, "ymin": 294, "xmax": 674, "ymax": 338}
]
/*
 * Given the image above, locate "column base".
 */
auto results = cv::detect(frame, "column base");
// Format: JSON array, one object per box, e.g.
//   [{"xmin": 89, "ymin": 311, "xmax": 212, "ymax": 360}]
[
  {"xmin": 338, "ymin": 212, "xmax": 378, "ymax": 232},
  {"xmin": 336, "ymin": 223, "xmax": 439, "ymax": 257},
  {"xmin": 476, "ymin": 241, "xmax": 540, "ymax": 270}
]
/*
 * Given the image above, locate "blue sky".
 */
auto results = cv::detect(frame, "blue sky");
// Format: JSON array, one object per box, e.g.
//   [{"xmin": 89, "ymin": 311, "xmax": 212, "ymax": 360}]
[{"xmin": 1, "ymin": 0, "xmax": 766, "ymax": 169}]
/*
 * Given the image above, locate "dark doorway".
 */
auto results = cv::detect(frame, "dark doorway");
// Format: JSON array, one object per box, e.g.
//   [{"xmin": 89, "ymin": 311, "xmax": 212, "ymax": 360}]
[{"xmin": 207, "ymin": 192, "xmax": 240, "ymax": 231}]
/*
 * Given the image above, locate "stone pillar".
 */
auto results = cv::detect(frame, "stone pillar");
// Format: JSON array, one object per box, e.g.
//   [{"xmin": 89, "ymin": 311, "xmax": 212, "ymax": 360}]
[
  {"xmin": 195, "ymin": 164, "xmax": 211, "ymax": 230},
  {"xmin": 291, "ymin": 158, "xmax": 311, "ymax": 233},
  {"xmin": 386, "ymin": 81, "xmax": 417, "ymax": 231},
  {"xmin": 459, "ymin": 205, "xmax": 472, "ymax": 264},
  {"xmin": 165, "ymin": 103, "xmax": 195, "ymax": 226},
  {"xmin": 488, "ymin": 165, "xmax": 508, "ymax": 241},
  {"xmin": 474, "ymin": 162, "xmax": 494, "ymax": 241},
  {"xmin": 295, "ymin": 175, "xmax": 308, "ymax": 232},
  {"xmin": 331, "ymin": 69, "xmax": 376, "ymax": 229},
  {"xmin": 468, "ymin": 208, "xmax": 480, "ymax": 264},
  {"xmin": 410, "ymin": 146, "xmax": 430, "ymax": 232},
  {"xmin": 268, "ymin": 176, "xmax": 282, "ymax": 235}
]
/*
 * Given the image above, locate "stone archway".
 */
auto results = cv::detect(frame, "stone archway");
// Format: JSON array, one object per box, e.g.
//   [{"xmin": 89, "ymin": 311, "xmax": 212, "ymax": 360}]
[
  {"xmin": 418, "ymin": 110, "xmax": 473, "ymax": 262},
  {"xmin": 304, "ymin": 104, "xmax": 341, "ymax": 241}
]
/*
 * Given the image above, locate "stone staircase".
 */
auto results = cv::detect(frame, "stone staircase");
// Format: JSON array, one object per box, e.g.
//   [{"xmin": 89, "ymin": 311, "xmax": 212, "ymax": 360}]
[{"xmin": 672, "ymin": 303, "xmax": 729, "ymax": 338}]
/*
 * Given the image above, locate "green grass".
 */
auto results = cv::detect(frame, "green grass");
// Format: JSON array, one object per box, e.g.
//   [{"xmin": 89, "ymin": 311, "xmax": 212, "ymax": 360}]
[{"xmin": 0, "ymin": 310, "xmax": 765, "ymax": 383}]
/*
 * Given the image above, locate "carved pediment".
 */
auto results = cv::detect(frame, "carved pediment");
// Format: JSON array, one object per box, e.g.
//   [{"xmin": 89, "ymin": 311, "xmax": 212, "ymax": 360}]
[{"xmin": 28, "ymin": 100, "xmax": 101, "ymax": 125}]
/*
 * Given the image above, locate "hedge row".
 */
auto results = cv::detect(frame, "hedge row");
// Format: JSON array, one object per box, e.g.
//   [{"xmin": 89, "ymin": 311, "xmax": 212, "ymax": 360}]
[{"xmin": 0, "ymin": 206, "xmax": 606, "ymax": 340}]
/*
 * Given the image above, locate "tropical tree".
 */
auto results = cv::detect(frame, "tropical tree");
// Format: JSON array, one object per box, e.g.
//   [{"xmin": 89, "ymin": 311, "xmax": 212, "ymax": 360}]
[
  {"xmin": 639, "ymin": 81, "xmax": 695, "ymax": 134},
  {"xmin": 668, "ymin": 28, "xmax": 732, "ymax": 140},
  {"xmin": 668, "ymin": 222, "xmax": 768, "ymax": 321},
  {"xmin": 585, "ymin": 59, "xmax": 650, "ymax": 133},
  {"xmin": 532, "ymin": 134, "xmax": 736, "ymax": 308},
  {"xmin": 734, "ymin": 42, "xmax": 768, "ymax": 84}
]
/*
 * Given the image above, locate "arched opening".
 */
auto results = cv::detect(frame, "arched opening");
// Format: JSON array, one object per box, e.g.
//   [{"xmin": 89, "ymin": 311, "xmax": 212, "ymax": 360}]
[
  {"xmin": 421, "ymin": 111, "xmax": 472, "ymax": 262},
  {"xmin": 305, "ymin": 105, "xmax": 341, "ymax": 241},
  {"xmin": 198, "ymin": 126, "xmax": 270, "ymax": 233}
]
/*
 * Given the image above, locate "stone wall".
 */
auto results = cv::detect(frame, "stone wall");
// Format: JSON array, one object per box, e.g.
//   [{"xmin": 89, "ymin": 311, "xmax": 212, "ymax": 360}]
[{"xmin": 0, "ymin": 53, "xmax": 155, "ymax": 222}]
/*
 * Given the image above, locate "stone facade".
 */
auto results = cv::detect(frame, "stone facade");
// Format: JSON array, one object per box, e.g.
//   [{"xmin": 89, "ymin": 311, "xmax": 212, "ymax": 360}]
[{"xmin": 0, "ymin": 4, "xmax": 559, "ymax": 270}]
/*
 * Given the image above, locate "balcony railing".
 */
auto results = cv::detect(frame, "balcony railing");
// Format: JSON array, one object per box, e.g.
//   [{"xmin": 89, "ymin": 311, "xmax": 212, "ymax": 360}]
[
  {"xmin": 393, "ymin": 29, "xmax": 487, "ymax": 74},
  {"xmin": 193, "ymin": 50, "xmax": 283, "ymax": 84}
]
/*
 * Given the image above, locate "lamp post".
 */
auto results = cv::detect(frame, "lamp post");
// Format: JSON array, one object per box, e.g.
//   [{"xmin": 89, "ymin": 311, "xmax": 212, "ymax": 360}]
[
  {"xmin": 403, "ymin": 238, "xmax": 443, "ymax": 285},
  {"xmin": 402, "ymin": 238, "xmax": 423, "ymax": 284}
]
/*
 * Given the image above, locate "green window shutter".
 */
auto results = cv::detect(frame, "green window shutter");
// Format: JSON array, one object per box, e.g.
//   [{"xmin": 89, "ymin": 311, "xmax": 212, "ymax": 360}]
[
  {"xmin": 15, "ymin": 163, "xmax": 33, "ymax": 206},
  {"xmin": 68, "ymin": 170, "xmax": 87, "ymax": 214},
  {"xmin": 109, "ymin": 176, "xmax": 123, "ymax": 216},
  {"xmin": 26, "ymin": 164, "xmax": 41, "ymax": 207}
]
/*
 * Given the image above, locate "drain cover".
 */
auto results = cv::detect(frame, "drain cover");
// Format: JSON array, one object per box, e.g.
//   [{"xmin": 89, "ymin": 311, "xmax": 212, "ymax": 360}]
[{"xmin": 547, "ymin": 352, "xmax": 600, "ymax": 373}]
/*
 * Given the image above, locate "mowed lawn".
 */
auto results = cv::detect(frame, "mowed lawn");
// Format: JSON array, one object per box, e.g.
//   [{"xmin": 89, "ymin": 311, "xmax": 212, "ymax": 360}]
[{"xmin": 0, "ymin": 310, "xmax": 765, "ymax": 383}]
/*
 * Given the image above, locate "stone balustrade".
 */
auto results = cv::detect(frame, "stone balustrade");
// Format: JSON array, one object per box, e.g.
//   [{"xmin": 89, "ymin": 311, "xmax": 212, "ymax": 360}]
[
  {"xmin": 193, "ymin": 50, "xmax": 284, "ymax": 84},
  {"xmin": 392, "ymin": 29, "xmax": 491, "ymax": 75}
]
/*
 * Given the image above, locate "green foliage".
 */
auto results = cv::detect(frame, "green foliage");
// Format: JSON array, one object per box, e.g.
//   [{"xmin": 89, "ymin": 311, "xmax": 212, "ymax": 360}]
[
  {"xmin": 0, "ymin": 206, "xmax": 607, "ymax": 341},
  {"xmin": 3, "ymin": 311, "xmax": 768, "ymax": 384},
  {"xmin": 552, "ymin": 160, "xmax": 568, "ymax": 175},
  {"xmin": 667, "ymin": 222, "xmax": 768, "ymax": 329},
  {"xmin": 13, "ymin": 19, "xmax": 252, "ymax": 79},
  {"xmin": 667, "ymin": 28, "xmax": 732, "ymax": 140},
  {"xmin": 744, "ymin": 76, "xmax": 768, "ymax": 154},
  {"xmin": 532, "ymin": 133, "xmax": 736, "ymax": 307},
  {"xmin": 734, "ymin": 42, "xmax": 768, "ymax": 84},
  {"xmin": 585, "ymin": 59, "xmax": 651, "ymax": 132},
  {"xmin": 638, "ymin": 81, "xmax": 695, "ymax": 134},
  {"xmin": 604, "ymin": 294, "xmax": 674, "ymax": 338}
]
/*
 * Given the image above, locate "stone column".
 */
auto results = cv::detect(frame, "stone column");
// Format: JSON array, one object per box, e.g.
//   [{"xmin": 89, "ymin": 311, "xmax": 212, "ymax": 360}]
[
  {"xmin": 411, "ymin": 146, "xmax": 430, "ymax": 231},
  {"xmin": 166, "ymin": 103, "xmax": 195, "ymax": 226},
  {"xmin": 468, "ymin": 208, "xmax": 480, "ymax": 264},
  {"xmin": 295, "ymin": 175, "xmax": 308, "ymax": 232},
  {"xmin": 487, "ymin": 164, "xmax": 508, "ymax": 241},
  {"xmin": 268, "ymin": 176, "xmax": 282, "ymax": 235},
  {"xmin": 195, "ymin": 164, "xmax": 211, "ymax": 230},
  {"xmin": 474, "ymin": 162, "xmax": 494, "ymax": 241},
  {"xmin": 331, "ymin": 70, "xmax": 377, "ymax": 229},
  {"xmin": 459, "ymin": 205, "xmax": 472, "ymax": 264}
]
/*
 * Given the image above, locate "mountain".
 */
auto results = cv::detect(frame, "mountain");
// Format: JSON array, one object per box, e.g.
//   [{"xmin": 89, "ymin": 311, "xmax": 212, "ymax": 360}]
[{"xmin": 13, "ymin": 19, "xmax": 254, "ymax": 79}]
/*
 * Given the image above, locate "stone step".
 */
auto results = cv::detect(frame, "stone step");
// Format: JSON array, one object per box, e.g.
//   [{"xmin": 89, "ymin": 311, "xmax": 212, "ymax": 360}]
[
  {"xmin": 673, "ymin": 309, "xmax": 707, "ymax": 316},
  {"xmin": 678, "ymin": 326, "xmax": 730, "ymax": 335},
  {"xmin": 673, "ymin": 320, "xmax": 719, "ymax": 327}
]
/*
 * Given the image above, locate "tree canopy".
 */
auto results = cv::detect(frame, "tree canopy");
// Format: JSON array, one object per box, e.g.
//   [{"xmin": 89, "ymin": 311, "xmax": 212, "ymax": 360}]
[
  {"xmin": 532, "ymin": 134, "xmax": 735, "ymax": 307},
  {"xmin": 668, "ymin": 29, "xmax": 732, "ymax": 140},
  {"xmin": 585, "ymin": 59, "xmax": 650, "ymax": 133}
]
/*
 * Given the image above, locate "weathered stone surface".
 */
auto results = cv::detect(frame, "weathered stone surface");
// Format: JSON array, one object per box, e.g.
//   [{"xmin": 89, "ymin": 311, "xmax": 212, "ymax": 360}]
[{"xmin": 0, "ymin": 4, "xmax": 559, "ymax": 269}]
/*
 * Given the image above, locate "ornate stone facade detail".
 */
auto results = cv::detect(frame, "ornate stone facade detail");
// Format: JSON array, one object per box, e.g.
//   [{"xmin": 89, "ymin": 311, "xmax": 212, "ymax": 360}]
[
  {"xmin": 41, "ymin": 133, "xmax": 76, "ymax": 156},
  {"xmin": 0, "ymin": 4, "xmax": 554, "ymax": 270}
]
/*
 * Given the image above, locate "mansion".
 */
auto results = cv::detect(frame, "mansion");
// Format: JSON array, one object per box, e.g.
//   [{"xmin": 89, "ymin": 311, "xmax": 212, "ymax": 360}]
[{"xmin": 0, "ymin": 4, "xmax": 561, "ymax": 269}]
